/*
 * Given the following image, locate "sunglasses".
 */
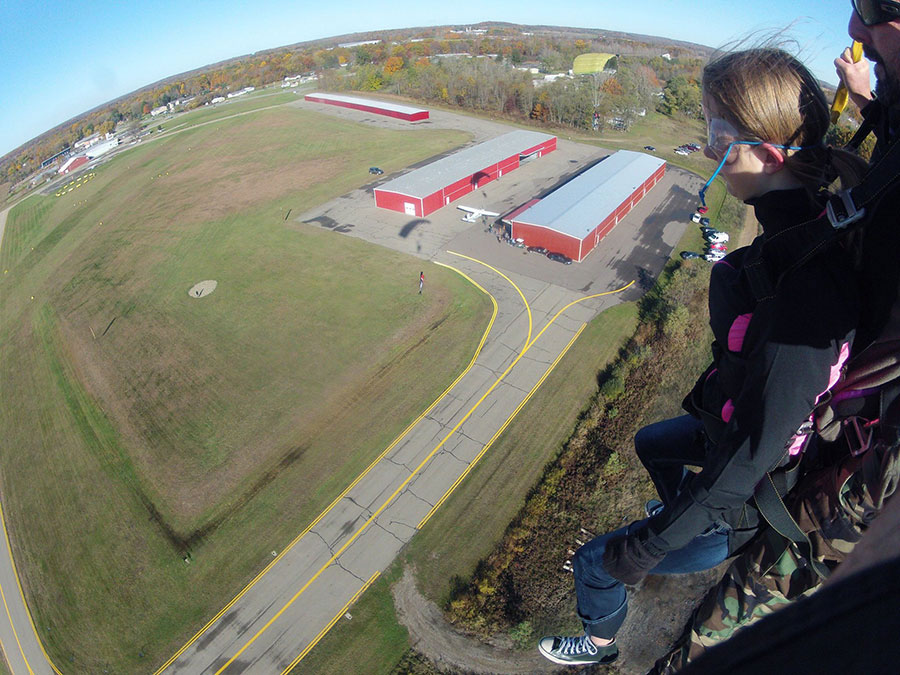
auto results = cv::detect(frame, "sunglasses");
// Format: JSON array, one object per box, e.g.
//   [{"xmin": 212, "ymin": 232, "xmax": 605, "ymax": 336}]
[{"xmin": 853, "ymin": 0, "xmax": 900, "ymax": 25}]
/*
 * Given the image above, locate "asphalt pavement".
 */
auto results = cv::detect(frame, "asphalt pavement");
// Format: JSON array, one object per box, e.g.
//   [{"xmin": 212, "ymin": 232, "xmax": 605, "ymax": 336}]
[{"xmin": 0, "ymin": 99, "xmax": 702, "ymax": 675}]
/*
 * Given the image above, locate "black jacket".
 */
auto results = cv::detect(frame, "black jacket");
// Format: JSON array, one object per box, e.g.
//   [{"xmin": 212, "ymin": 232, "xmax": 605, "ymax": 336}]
[{"xmin": 640, "ymin": 188, "xmax": 859, "ymax": 557}]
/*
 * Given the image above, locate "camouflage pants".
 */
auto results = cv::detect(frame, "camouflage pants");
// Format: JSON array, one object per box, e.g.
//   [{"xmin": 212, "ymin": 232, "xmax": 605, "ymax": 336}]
[
  {"xmin": 650, "ymin": 432, "xmax": 899, "ymax": 674},
  {"xmin": 650, "ymin": 528, "xmax": 822, "ymax": 674}
]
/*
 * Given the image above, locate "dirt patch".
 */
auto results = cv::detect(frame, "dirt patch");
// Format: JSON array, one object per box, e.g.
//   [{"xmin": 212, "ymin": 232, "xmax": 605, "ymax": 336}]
[
  {"xmin": 392, "ymin": 568, "xmax": 561, "ymax": 674},
  {"xmin": 392, "ymin": 563, "xmax": 728, "ymax": 674},
  {"xmin": 148, "ymin": 154, "xmax": 344, "ymax": 226},
  {"xmin": 188, "ymin": 280, "xmax": 217, "ymax": 298}
]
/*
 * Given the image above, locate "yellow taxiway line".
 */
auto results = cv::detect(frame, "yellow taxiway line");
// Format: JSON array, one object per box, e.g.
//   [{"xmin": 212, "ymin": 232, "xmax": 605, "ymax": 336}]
[
  {"xmin": 166, "ymin": 254, "xmax": 633, "ymax": 674},
  {"xmin": 156, "ymin": 263, "xmax": 497, "ymax": 674}
]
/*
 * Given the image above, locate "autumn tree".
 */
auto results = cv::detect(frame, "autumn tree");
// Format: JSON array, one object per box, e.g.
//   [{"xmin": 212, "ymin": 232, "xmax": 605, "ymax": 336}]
[
  {"xmin": 657, "ymin": 75, "xmax": 701, "ymax": 118},
  {"xmin": 383, "ymin": 55, "xmax": 404, "ymax": 76}
]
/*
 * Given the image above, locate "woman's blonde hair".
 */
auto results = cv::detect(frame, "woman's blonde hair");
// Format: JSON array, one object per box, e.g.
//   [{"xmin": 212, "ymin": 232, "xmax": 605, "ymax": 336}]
[{"xmin": 703, "ymin": 47, "xmax": 866, "ymax": 192}]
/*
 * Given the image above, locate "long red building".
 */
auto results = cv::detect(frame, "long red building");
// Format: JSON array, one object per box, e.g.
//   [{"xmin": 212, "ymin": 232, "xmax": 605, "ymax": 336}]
[
  {"xmin": 304, "ymin": 92, "xmax": 429, "ymax": 121},
  {"xmin": 373, "ymin": 130, "xmax": 556, "ymax": 217},
  {"xmin": 510, "ymin": 150, "xmax": 666, "ymax": 262}
]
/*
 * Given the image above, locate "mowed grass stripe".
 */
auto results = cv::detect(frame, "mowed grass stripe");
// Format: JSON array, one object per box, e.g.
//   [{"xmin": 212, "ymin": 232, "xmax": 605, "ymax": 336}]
[{"xmin": 0, "ymin": 104, "xmax": 492, "ymax": 672}]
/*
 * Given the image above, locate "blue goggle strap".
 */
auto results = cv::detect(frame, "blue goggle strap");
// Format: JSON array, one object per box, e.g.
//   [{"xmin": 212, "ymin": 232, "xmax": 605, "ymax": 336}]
[{"xmin": 698, "ymin": 141, "xmax": 803, "ymax": 206}]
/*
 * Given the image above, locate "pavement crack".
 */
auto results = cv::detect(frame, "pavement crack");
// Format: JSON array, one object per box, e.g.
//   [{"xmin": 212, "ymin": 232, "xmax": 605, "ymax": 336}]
[
  {"xmin": 333, "ymin": 559, "xmax": 366, "ymax": 583},
  {"xmin": 373, "ymin": 519, "xmax": 409, "ymax": 545},
  {"xmin": 310, "ymin": 528, "xmax": 333, "ymax": 554}
]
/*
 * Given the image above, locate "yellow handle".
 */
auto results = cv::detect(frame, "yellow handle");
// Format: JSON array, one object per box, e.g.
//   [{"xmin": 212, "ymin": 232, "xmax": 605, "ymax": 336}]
[{"xmin": 831, "ymin": 41, "xmax": 864, "ymax": 124}]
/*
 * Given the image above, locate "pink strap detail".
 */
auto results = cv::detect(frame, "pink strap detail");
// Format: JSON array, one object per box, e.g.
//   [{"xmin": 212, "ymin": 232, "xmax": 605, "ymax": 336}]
[
  {"xmin": 789, "ymin": 341, "xmax": 853, "ymax": 456},
  {"xmin": 727, "ymin": 314, "xmax": 753, "ymax": 352},
  {"xmin": 721, "ymin": 399, "xmax": 734, "ymax": 423},
  {"xmin": 788, "ymin": 434, "xmax": 809, "ymax": 456}
]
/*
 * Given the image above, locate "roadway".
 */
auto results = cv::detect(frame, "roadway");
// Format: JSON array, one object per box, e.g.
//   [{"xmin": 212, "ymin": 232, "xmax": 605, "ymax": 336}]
[
  {"xmin": 0, "ymin": 100, "xmax": 701, "ymax": 674},
  {"xmin": 156, "ymin": 114, "xmax": 700, "ymax": 672}
]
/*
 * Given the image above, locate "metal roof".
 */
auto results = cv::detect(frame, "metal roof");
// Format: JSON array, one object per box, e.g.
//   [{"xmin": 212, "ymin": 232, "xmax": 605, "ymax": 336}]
[
  {"xmin": 377, "ymin": 130, "xmax": 556, "ymax": 197},
  {"xmin": 305, "ymin": 92, "xmax": 427, "ymax": 116},
  {"xmin": 514, "ymin": 150, "xmax": 666, "ymax": 239}
]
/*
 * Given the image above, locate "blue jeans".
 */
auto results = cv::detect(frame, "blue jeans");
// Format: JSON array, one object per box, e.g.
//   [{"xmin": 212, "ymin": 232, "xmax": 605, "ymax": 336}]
[
  {"xmin": 573, "ymin": 415, "xmax": 730, "ymax": 639},
  {"xmin": 634, "ymin": 415, "xmax": 708, "ymax": 508}
]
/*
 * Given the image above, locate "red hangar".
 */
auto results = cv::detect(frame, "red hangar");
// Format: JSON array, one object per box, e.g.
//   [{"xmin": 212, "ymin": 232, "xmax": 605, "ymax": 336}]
[
  {"xmin": 373, "ymin": 130, "xmax": 557, "ymax": 217},
  {"xmin": 304, "ymin": 92, "xmax": 430, "ymax": 121},
  {"xmin": 510, "ymin": 150, "xmax": 666, "ymax": 262}
]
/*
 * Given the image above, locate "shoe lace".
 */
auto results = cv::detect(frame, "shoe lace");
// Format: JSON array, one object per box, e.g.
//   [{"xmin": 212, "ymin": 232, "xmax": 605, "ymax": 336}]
[{"xmin": 559, "ymin": 635, "xmax": 597, "ymax": 656}]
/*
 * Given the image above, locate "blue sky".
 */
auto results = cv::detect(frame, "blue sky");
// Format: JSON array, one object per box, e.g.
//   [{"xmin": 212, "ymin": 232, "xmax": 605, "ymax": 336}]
[{"xmin": 1, "ymin": 0, "xmax": 859, "ymax": 159}]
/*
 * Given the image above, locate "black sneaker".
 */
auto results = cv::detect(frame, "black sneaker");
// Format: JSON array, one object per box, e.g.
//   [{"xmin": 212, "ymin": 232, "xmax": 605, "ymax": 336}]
[{"xmin": 537, "ymin": 633, "xmax": 618, "ymax": 665}]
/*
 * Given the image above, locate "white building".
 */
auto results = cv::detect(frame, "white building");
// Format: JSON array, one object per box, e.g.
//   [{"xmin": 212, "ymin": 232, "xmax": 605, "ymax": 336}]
[{"xmin": 86, "ymin": 138, "xmax": 119, "ymax": 158}]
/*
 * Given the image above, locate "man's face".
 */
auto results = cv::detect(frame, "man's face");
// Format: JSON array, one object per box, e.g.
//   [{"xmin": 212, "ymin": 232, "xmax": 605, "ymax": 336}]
[{"xmin": 850, "ymin": 8, "xmax": 900, "ymax": 106}]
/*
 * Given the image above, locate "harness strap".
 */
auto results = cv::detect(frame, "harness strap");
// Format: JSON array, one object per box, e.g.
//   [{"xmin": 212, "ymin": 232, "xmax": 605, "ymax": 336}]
[
  {"xmin": 754, "ymin": 473, "xmax": 831, "ymax": 579},
  {"xmin": 846, "ymin": 101, "xmax": 881, "ymax": 151},
  {"xmin": 744, "ymin": 136, "xmax": 900, "ymax": 302}
]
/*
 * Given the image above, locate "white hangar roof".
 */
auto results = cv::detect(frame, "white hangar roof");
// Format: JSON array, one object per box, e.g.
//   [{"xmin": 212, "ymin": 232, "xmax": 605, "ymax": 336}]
[
  {"xmin": 376, "ymin": 130, "xmax": 556, "ymax": 198},
  {"xmin": 514, "ymin": 150, "xmax": 666, "ymax": 238}
]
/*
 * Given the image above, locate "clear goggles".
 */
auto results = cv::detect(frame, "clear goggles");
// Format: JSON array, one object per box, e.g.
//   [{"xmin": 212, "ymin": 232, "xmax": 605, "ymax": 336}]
[{"xmin": 699, "ymin": 117, "xmax": 803, "ymax": 206}]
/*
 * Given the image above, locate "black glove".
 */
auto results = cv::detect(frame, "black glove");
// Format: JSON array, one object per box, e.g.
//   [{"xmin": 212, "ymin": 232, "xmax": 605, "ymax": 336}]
[{"xmin": 602, "ymin": 530, "xmax": 665, "ymax": 585}]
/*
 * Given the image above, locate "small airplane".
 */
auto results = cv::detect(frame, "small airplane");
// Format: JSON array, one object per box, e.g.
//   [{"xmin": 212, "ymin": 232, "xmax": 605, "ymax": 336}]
[{"xmin": 458, "ymin": 205, "xmax": 500, "ymax": 223}]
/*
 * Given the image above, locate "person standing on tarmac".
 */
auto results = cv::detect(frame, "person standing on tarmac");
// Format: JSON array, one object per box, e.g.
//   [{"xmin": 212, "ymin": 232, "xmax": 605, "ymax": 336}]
[{"xmin": 537, "ymin": 46, "xmax": 867, "ymax": 668}]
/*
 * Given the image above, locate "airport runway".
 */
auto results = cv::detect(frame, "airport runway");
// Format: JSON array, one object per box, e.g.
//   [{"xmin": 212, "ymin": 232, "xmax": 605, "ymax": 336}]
[
  {"xmin": 158, "ymin": 116, "xmax": 699, "ymax": 672},
  {"xmin": 159, "ymin": 253, "xmax": 634, "ymax": 674},
  {"xmin": 0, "ymin": 99, "xmax": 701, "ymax": 675}
]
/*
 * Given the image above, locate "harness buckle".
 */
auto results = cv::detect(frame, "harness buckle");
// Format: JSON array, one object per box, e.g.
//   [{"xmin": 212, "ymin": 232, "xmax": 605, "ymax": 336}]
[
  {"xmin": 826, "ymin": 190, "xmax": 866, "ymax": 229},
  {"xmin": 845, "ymin": 417, "xmax": 875, "ymax": 457}
]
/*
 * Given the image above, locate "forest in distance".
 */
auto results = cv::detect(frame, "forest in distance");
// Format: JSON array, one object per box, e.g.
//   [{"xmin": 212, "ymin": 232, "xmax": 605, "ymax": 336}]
[{"xmin": 2, "ymin": 22, "xmax": 711, "ymax": 189}]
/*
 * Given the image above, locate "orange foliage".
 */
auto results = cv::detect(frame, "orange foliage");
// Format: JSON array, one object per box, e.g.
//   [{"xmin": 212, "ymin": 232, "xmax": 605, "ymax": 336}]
[{"xmin": 383, "ymin": 56, "xmax": 404, "ymax": 76}]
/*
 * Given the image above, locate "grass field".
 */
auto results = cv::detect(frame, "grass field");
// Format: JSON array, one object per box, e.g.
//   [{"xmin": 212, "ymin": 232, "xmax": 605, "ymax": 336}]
[
  {"xmin": 291, "ymin": 131, "xmax": 747, "ymax": 673},
  {"xmin": 0, "ymin": 99, "xmax": 497, "ymax": 672},
  {"xmin": 294, "ymin": 301, "xmax": 641, "ymax": 675}
]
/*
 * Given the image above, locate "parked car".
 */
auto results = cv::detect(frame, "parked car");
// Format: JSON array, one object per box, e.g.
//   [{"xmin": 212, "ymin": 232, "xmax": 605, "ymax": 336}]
[
  {"xmin": 700, "ymin": 216, "xmax": 711, "ymax": 227},
  {"xmin": 675, "ymin": 148, "xmax": 690, "ymax": 156},
  {"xmin": 705, "ymin": 231, "xmax": 729, "ymax": 244},
  {"xmin": 527, "ymin": 245, "xmax": 548, "ymax": 255},
  {"xmin": 680, "ymin": 251, "xmax": 702, "ymax": 260},
  {"xmin": 644, "ymin": 145, "xmax": 656, "ymax": 151},
  {"xmin": 547, "ymin": 252, "xmax": 573, "ymax": 265},
  {"xmin": 691, "ymin": 213, "xmax": 702, "ymax": 223},
  {"xmin": 368, "ymin": 167, "xmax": 384, "ymax": 175},
  {"xmin": 697, "ymin": 206, "xmax": 709, "ymax": 214},
  {"xmin": 705, "ymin": 251, "xmax": 727, "ymax": 262},
  {"xmin": 700, "ymin": 226, "xmax": 719, "ymax": 237},
  {"xmin": 706, "ymin": 242, "xmax": 727, "ymax": 252},
  {"xmin": 686, "ymin": 143, "xmax": 701, "ymax": 151}
]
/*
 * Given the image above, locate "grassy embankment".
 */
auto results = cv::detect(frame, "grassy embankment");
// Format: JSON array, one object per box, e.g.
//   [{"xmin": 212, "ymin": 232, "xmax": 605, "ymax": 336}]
[{"xmin": 0, "ymin": 98, "xmax": 494, "ymax": 672}]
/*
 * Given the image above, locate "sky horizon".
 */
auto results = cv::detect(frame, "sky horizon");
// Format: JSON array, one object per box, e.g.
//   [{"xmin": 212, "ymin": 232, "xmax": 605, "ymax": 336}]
[{"xmin": 1, "ymin": 1, "xmax": 861, "ymax": 161}]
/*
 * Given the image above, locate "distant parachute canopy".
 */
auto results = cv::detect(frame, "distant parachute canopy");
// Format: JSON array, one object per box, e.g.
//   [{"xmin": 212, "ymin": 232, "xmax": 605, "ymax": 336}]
[{"xmin": 573, "ymin": 53, "xmax": 617, "ymax": 75}]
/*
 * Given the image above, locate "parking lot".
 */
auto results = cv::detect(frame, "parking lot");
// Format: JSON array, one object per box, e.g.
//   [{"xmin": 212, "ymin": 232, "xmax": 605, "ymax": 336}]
[{"xmin": 294, "ymin": 102, "xmax": 704, "ymax": 300}]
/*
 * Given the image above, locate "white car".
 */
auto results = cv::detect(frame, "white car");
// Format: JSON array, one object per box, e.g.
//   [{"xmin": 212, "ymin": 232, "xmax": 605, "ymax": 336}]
[
  {"xmin": 706, "ymin": 231, "xmax": 729, "ymax": 244},
  {"xmin": 705, "ymin": 251, "xmax": 726, "ymax": 262},
  {"xmin": 691, "ymin": 213, "xmax": 702, "ymax": 223}
]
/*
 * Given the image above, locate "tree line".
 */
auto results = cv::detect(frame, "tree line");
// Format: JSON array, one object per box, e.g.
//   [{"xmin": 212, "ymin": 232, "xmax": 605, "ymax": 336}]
[{"xmin": 3, "ymin": 25, "xmax": 707, "ymax": 190}]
